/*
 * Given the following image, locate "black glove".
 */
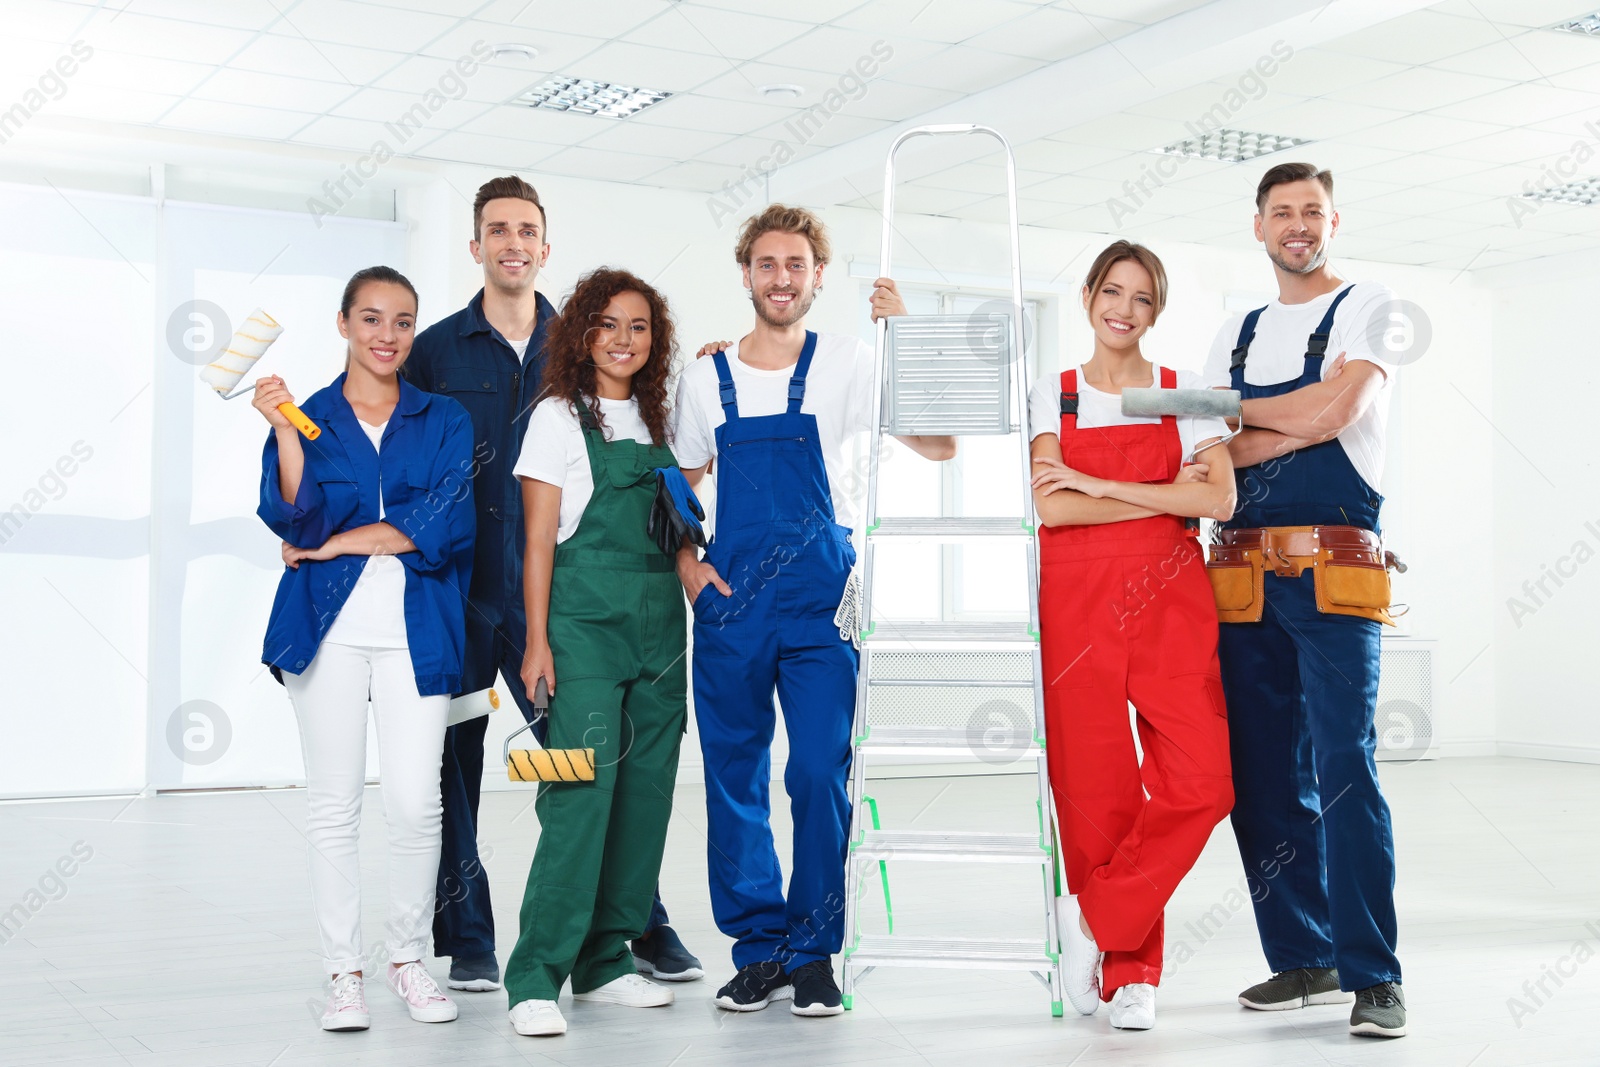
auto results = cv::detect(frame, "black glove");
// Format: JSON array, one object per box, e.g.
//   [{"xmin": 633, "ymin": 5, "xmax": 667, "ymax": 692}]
[{"xmin": 647, "ymin": 467, "xmax": 706, "ymax": 557}]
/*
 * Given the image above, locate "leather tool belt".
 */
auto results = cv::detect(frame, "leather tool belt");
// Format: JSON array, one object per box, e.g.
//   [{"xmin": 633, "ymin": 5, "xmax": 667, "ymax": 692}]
[{"xmin": 1206, "ymin": 525, "xmax": 1398, "ymax": 626}]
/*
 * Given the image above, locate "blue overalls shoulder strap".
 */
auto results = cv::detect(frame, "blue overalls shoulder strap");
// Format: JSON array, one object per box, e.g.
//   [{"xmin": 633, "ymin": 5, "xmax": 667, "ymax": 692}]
[
  {"xmin": 786, "ymin": 330, "xmax": 819, "ymax": 413},
  {"xmin": 1230, "ymin": 284, "xmax": 1357, "ymax": 389},
  {"xmin": 709, "ymin": 330, "xmax": 820, "ymax": 419}
]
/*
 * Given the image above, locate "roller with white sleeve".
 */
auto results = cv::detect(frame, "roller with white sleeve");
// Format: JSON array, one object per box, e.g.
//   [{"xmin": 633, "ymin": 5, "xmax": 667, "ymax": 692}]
[{"xmin": 199, "ymin": 308, "xmax": 321, "ymax": 440}]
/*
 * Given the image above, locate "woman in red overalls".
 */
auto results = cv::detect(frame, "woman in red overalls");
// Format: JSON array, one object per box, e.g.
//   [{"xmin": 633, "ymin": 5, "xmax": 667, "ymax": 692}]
[{"xmin": 1030, "ymin": 241, "xmax": 1236, "ymax": 1030}]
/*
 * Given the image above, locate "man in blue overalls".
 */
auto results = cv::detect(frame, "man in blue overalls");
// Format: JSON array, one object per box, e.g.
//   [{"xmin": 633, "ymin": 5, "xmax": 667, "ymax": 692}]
[
  {"xmin": 1202, "ymin": 162, "xmax": 1406, "ymax": 1039},
  {"xmin": 404, "ymin": 176, "xmax": 698, "ymax": 992},
  {"xmin": 673, "ymin": 205, "xmax": 955, "ymax": 1017}
]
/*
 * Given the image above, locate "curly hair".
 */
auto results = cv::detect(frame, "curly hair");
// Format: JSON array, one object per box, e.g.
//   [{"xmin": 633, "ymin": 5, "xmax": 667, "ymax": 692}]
[{"xmin": 540, "ymin": 268, "xmax": 676, "ymax": 447}]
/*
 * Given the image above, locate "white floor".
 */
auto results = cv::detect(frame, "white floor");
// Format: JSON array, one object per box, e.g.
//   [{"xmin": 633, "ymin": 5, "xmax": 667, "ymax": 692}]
[{"xmin": 2, "ymin": 756, "xmax": 1596, "ymax": 1066}]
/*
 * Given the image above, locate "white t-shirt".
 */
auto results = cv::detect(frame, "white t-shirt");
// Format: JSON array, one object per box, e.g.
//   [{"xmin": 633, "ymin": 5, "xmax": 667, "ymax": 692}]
[
  {"xmin": 323, "ymin": 418, "xmax": 408, "ymax": 648},
  {"xmin": 506, "ymin": 335, "xmax": 530, "ymax": 361},
  {"xmin": 1028, "ymin": 367, "xmax": 1229, "ymax": 462},
  {"xmin": 672, "ymin": 333, "xmax": 874, "ymax": 530},
  {"xmin": 513, "ymin": 395, "xmax": 658, "ymax": 543},
  {"xmin": 1201, "ymin": 281, "xmax": 1394, "ymax": 488}
]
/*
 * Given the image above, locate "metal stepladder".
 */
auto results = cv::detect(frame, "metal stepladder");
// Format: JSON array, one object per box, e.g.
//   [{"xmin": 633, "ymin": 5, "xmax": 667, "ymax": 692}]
[{"xmin": 840, "ymin": 124, "xmax": 1065, "ymax": 1016}]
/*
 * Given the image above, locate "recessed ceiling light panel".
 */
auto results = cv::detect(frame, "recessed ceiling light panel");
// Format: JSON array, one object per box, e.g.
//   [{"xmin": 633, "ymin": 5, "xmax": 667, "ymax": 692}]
[
  {"xmin": 1519, "ymin": 176, "xmax": 1600, "ymax": 205},
  {"xmin": 515, "ymin": 76, "xmax": 672, "ymax": 119},
  {"xmin": 1548, "ymin": 13, "xmax": 1600, "ymax": 35},
  {"xmin": 1155, "ymin": 127, "xmax": 1312, "ymax": 163}
]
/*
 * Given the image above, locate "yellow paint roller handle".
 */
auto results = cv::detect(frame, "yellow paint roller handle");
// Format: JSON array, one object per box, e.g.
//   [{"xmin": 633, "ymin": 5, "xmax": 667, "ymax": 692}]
[{"xmin": 279, "ymin": 401, "xmax": 321, "ymax": 441}]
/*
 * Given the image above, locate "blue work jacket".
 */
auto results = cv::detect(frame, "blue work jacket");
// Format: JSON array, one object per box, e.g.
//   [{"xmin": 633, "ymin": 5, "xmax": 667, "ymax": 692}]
[
  {"xmin": 401, "ymin": 288, "xmax": 554, "ymax": 694},
  {"xmin": 258, "ymin": 373, "xmax": 476, "ymax": 696}
]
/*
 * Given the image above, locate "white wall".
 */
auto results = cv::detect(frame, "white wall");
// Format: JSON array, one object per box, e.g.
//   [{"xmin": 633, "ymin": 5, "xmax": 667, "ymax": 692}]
[{"xmin": 1489, "ymin": 267, "xmax": 1600, "ymax": 763}]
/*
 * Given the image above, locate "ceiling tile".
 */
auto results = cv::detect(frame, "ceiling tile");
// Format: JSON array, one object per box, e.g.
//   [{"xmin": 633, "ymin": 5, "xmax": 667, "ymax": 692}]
[
  {"xmin": 50, "ymin": 84, "xmax": 184, "ymax": 125},
  {"xmin": 676, "ymin": 0, "xmax": 864, "ymax": 19},
  {"xmin": 575, "ymin": 119, "xmax": 734, "ymax": 159},
  {"xmin": 73, "ymin": 50, "xmax": 214, "ymax": 97},
  {"xmin": 640, "ymin": 159, "xmax": 740, "ymax": 192},
  {"xmin": 1431, "ymin": 125, "xmax": 1587, "ymax": 165},
  {"xmin": 1341, "ymin": 112, "xmax": 1508, "ymax": 153},
  {"xmin": 965, "ymin": 9, "xmax": 1141, "ymax": 63},
  {"xmin": 1017, "ymin": 139, "xmax": 1132, "ymax": 172},
  {"xmin": 284, "ymin": 0, "xmax": 459, "ymax": 50},
  {"xmin": 885, "ymin": 44, "xmax": 1043, "ymax": 93},
  {"xmin": 563, "ymin": 40, "xmax": 724, "ymax": 94},
  {"xmin": 1425, "ymin": 0, "xmax": 1600, "ymax": 29},
  {"xmin": 1320, "ymin": 10, "xmax": 1507, "ymax": 66},
  {"xmin": 190, "ymin": 67, "xmax": 356, "ymax": 114},
  {"xmin": 157, "ymin": 97, "xmax": 320, "ymax": 140},
  {"xmin": 410, "ymin": 130, "xmax": 552, "ymax": 170},
  {"xmin": 455, "ymin": 102, "xmax": 616, "ymax": 143},
  {"xmin": 537, "ymin": 145, "xmax": 674, "ymax": 183},
  {"xmin": 1433, "ymin": 81, "xmax": 1600, "ymax": 128},
  {"xmin": 1247, "ymin": 97, "xmax": 1409, "ymax": 142},
  {"xmin": 231, "ymin": 34, "xmax": 409, "ymax": 85},
  {"xmin": 289, "ymin": 115, "xmax": 399, "ymax": 151},
  {"xmin": 327, "ymin": 86, "xmax": 493, "ymax": 131},
  {"xmin": 620, "ymin": 5, "xmax": 814, "ymax": 62},
  {"xmin": 1429, "ymin": 29, "xmax": 1600, "ymax": 81},
  {"xmin": 1325, "ymin": 67, "xmax": 1516, "ymax": 113},
  {"xmin": 101, "ymin": 0, "xmax": 285, "ymax": 31},
  {"xmin": 626, "ymin": 93, "xmax": 799, "ymax": 136},
  {"xmin": 1250, "ymin": 48, "xmax": 1411, "ymax": 99},
  {"xmin": 83, "ymin": 11, "xmax": 260, "ymax": 62},
  {"xmin": 755, "ymin": 27, "xmax": 941, "ymax": 77},
  {"xmin": 834, "ymin": 0, "xmax": 1036, "ymax": 44}
]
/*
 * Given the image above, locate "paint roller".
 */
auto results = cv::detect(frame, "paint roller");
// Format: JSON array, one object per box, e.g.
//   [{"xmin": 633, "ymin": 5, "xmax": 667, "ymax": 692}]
[
  {"xmin": 446, "ymin": 685, "xmax": 500, "ymax": 729},
  {"xmin": 198, "ymin": 308, "xmax": 321, "ymax": 440},
  {"xmin": 1121, "ymin": 387, "xmax": 1242, "ymax": 463},
  {"xmin": 503, "ymin": 678, "xmax": 596, "ymax": 783}
]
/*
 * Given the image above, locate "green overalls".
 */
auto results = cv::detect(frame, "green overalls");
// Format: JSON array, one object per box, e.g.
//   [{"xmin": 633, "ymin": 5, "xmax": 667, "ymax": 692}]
[{"xmin": 504, "ymin": 399, "xmax": 688, "ymax": 1004}]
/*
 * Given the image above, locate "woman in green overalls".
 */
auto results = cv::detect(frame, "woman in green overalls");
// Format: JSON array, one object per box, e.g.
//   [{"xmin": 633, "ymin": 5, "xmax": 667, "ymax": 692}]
[{"xmin": 505, "ymin": 268, "xmax": 693, "ymax": 1037}]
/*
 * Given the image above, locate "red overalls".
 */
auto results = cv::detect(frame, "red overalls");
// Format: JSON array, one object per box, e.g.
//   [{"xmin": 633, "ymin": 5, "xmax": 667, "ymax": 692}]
[{"xmin": 1039, "ymin": 367, "xmax": 1235, "ymax": 1000}]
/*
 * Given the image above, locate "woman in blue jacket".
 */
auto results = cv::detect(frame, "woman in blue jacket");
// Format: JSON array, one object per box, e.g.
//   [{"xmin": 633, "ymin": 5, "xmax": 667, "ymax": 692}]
[{"xmin": 255, "ymin": 266, "xmax": 475, "ymax": 1033}]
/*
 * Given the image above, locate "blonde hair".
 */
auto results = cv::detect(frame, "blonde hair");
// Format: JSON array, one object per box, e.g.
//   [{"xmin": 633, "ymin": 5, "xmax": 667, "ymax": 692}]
[
  {"xmin": 1082, "ymin": 240, "xmax": 1168, "ymax": 322},
  {"xmin": 734, "ymin": 203, "xmax": 831, "ymax": 266}
]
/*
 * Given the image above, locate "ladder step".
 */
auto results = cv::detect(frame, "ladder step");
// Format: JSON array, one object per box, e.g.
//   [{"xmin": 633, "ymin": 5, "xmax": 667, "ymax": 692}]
[
  {"xmin": 848, "ymin": 935, "xmax": 1054, "ymax": 970},
  {"xmin": 858, "ymin": 725, "xmax": 1041, "ymax": 756},
  {"xmin": 869, "ymin": 516, "xmax": 1032, "ymax": 539},
  {"xmin": 866, "ymin": 620, "xmax": 1037, "ymax": 649},
  {"xmin": 854, "ymin": 829, "xmax": 1048, "ymax": 863}
]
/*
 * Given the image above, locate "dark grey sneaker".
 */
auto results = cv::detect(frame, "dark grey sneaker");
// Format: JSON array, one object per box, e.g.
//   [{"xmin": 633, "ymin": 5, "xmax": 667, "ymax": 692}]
[
  {"xmin": 1350, "ymin": 982, "xmax": 1406, "ymax": 1038},
  {"xmin": 714, "ymin": 962, "xmax": 792, "ymax": 1012},
  {"xmin": 1238, "ymin": 967, "xmax": 1353, "ymax": 1010},
  {"xmin": 446, "ymin": 953, "xmax": 501, "ymax": 992},
  {"xmin": 631, "ymin": 925, "xmax": 704, "ymax": 982},
  {"xmin": 788, "ymin": 960, "xmax": 843, "ymax": 1017}
]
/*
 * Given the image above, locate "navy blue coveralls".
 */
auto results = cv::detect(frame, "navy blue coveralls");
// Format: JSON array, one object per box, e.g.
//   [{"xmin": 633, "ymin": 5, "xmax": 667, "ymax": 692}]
[
  {"xmin": 403, "ymin": 288, "xmax": 553, "ymax": 960},
  {"xmin": 1218, "ymin": 286, "xmax": 1402, "ymax": 992},
  {"xmin": 693, "ymin": 333, "xmax": 860, "ymax": 970}
]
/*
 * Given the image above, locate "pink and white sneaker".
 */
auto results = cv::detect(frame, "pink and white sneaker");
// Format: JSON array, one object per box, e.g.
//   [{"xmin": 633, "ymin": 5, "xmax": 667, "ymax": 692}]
[
  {"xmin": 321, "ymin": 973, "xmax": 370, "ymax": 1031},
  {"xmin": 387, "ymin": 961, "xmax": 459, "ymax": 1023}
]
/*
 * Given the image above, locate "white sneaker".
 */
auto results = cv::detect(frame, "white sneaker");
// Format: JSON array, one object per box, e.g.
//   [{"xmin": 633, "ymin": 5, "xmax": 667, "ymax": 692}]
[
  {"xmin": 320, "ymin": 973, "xmax": 370, "ymax": 1031},
  {"xmin": 386, "ymin": 961, "xmax": 458, "ymax": 1023},
  {"xmin": 1109, "ymin": 982, "xmax": 1156, "ymax": 1029},
  {"xmin": 572, "ymin": 972, "xmax": 674, "ymax": 1007},
  {"xmin": 1058, "ymin": 895, "xmax": 1101, "ymax": 1016},
  {"xmin": 510, "ymin": 998, "xmax": 567, "ymax": 1036}
]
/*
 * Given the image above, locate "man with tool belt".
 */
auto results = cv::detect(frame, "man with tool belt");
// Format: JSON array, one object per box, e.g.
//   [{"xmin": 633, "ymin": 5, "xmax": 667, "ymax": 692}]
[{"xmin": 1201, "ymin": 162, "xmax": 1406, "ymax": 1039}]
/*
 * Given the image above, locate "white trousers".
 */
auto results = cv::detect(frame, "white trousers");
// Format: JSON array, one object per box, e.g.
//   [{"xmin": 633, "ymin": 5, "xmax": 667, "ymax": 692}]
[{"xmin": 285, "ymin": 642, "xmax": 449, "ymax": 975}]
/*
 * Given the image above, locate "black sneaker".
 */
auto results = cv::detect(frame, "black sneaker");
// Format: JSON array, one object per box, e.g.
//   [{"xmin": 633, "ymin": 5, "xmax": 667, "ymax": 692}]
[
  {"xmin": 714, "ymin": 962, "xmax": 792, "ymax": 1012},
  {"xmin": 1350, "ymin": 981, "xmax": 1406, "ymax": 1038},
  {"xmin": 631, "ymin": 925, "xmax": 705, "ymax": 982},
  {"xmin": 1238, "ymin": 967, "xmax": 1352, "ymax": 1010},
  {"xmin": 445, "ymin": 953, "xmax": 500, "ymax": 992},
  {"xmin": 788, "ymin": 960, "xmax": 843, "ymax": 1017}
]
